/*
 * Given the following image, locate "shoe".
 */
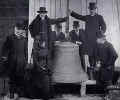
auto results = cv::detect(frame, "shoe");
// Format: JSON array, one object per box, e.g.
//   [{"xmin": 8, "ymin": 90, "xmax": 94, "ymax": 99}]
[{"xmin": 8, "ymin": 93, "xmax": 19, "ymax": 100}]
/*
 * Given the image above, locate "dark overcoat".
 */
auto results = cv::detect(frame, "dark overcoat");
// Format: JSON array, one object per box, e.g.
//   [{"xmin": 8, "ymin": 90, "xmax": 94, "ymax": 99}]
[
  {"xmin": 69, "ymin": 29, "xmax": 86, "ymax": 71},
  {"xmin": 29, "ymin": 15, "xmax": 67, "ymax": 69},
  {"xmin": 69, "ymin": 29, "xmax": 86, "ymax": 54},
  {"xmin": 29, "ymin": 15, "xmax": 66, "ymax": 99},
  {"xmin": 2, "ymin": 34, "xmax": 27, "ymax": 75},
  {"xmin": 71, "ymin": 11, "xmax": 106, "ymax": 56},
  {"xmin": 2, "ymin": 34, "xmax": 27, "ymax": 95},
  {"xmin": 29, "ymin": 15, "xmax": 67, "ymax": 57},
  {"xmin": 95, "ymin": 41, "xmax": 118, "ymax": 83}
]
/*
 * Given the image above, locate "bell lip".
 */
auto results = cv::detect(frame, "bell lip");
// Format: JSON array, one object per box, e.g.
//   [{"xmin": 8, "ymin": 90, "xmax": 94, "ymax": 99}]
[{"xmin": 54, "ymin": 41, "xmax": 79, "ymax": 47}]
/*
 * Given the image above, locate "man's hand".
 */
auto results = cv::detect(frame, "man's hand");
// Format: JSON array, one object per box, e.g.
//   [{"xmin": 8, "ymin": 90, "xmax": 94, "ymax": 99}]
[
  {"xmin": 41, "ymin": 41, "xmax": 46, "ymax": 48},
  {"xmin": 96, "ymin": 61, "xmax": 101, "ymax": 68},
  {"xmin": 76, "ymin": 41, "xmax": 82, "ymax": 45},
  {"xmin": 95, "ymin": 61, "xmax": 101, "ymax": 71}
]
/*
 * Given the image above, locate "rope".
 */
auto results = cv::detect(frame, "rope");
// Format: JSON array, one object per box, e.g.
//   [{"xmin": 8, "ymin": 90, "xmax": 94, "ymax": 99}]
[
  {"xmin": 86, "ymin": 0, "xmax": 87, "ymax": 15},
  {"xmin": 80, "ymin": 0, "xmax": 83, "ymax": 28},
  {"xmin": 66, "ymin": 0, "xmax": 69, "ymax": 36},
  {"xmin": 55, "ymin": 0, "xmax": 57, "ymax": 18},
  {"xmin": 80, "ymin": 0, "xmax": 82, "ymax": 14},
  {"xmin": 60, "ymin": 0, "xmax": 63, "ymax": 17},
  {"xmin": 112, "ymin": 0, "xmax": 115, "ymax": 27},
  {"xmin": 116, "ymin": 0, "xmax": 120, "ymax": 32},
  {"xmin": 50, "ymin": 0, "xmax": 52, "ymax": 17},
  {"xmin": 96, "ymin": 0, "xmax": 98, "ymax": 13},
  {"xmin": 34, "ymin": 0, "xmax": 36, "ymax": 17},
  {"xmin": 44, "ymin": 0, "xmax": 46, "ymax": 7},
  {"xmin": 38, "ymin": 0, "xmax": 40, "ymax": 8}
]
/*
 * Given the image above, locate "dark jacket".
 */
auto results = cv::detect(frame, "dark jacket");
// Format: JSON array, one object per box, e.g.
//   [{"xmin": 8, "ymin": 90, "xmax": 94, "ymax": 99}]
[
  {"xmin": 2, "ymin": 34, "xmax": 27, "ymax": 75},
  {"xmin": 29, "ymin": 15, "xmax": 67, "ymax": 38},
  {"xmin": 71, "ymin": 11, "xmax": 106, "ymax": 56},
  {"xmin": 96, "ymin": 41, "xmax": 118, "ymax": 67},
  {"xmin": 69, "ymin": 29, "xmax": 85, "ymax": 43},
  {"xmin": 29, "ymin": 15, "xmax": 67, "ymax": 57},
  {"xmin": 29, "ymin": 16, "xmax": 67, "ymax": 97},
  {"xmin": 69, "ymin": 29, "xmax": 86, "ymax": 54}
]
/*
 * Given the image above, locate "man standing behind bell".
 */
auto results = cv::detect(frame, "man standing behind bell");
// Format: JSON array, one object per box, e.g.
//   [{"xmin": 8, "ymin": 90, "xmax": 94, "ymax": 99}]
[
  {"xmin": 29, "ymin": 7, "xmax": 67, "ymax": 100},
  {"xmin": 69, "ymin": 2, "xmax": 106, "ymax": 72},
  {"xmin": 2, "ymin": 21, "xmax": 27, "ymax": 99},
  {"xmin": 69, "ymin": 21, "xmax": 86, "ymax": 70},
  {"xmin": 69, "ymin": 21, "xmax": 84, "ymax": 45}
]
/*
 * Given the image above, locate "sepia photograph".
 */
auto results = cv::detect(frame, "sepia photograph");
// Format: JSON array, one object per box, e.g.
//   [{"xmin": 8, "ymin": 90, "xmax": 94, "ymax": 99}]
[{"xmin": 0, "ymin": 0, "xmax": 120, "ymax": 100}]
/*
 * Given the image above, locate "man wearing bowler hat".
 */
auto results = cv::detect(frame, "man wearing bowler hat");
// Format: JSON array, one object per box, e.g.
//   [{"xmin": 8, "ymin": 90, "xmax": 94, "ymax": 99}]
[
  {"xmin": 69, "ymin": 21, "xmax": 86, "ymax": 70},
  {"xmin": 29, "ymin": 7, "xmax": 67, "ymax": 100},
  {"xmin": 2, "ymin": 21, "xmax": 27, "ymax": 99},
  {"xmin": 69, "ymin": 21, "xmax": 85, "ymax": 44},
  {"xmin": 69, "ymin": 2, "xmax": 106, "ymax": 79}
]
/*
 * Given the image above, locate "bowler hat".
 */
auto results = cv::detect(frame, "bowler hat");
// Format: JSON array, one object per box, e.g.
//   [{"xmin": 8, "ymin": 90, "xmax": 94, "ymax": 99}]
[
  {"xmin": 96, "ymin": 30, "xmax": 106, "ymax": 38},
  {"xmin": 37, "ymin": 7, "xmax": 48, "ymax": 13},
  {"xmin": 73, "ymin": 21, "xmax": 79, "ymax": 27},
  {"xmin": 88, "ymin": 2, "xmax": 97, "ymax": 10}
]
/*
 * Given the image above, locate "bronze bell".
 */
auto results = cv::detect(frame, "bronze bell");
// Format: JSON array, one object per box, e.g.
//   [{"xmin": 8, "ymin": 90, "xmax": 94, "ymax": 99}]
[{"xmin": 52, "ymin": 42, "xmax": 88, "ymax": 83}]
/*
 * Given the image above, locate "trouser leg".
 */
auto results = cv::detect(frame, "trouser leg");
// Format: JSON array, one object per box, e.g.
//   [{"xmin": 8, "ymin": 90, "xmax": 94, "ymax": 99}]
[
  {"xmin": 9, "ymin": 76, "xmax": 16, "ymax": 98},
  {"xmin": 88, "ymin": 56, "xmax": 96, "ymax": 80}
]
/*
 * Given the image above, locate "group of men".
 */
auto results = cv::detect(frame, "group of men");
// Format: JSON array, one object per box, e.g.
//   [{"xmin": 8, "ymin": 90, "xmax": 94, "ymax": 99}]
[
  {"xmin": 29, "ymin": 2, "xmax": 118, "ymax": 99},
  {"xmin": 1, "ymin": 2, "xmax": 118, "ymax": 100}
]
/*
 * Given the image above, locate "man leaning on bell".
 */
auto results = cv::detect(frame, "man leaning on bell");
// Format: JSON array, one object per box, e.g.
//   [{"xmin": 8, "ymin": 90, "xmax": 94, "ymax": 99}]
[{"xmin": 69, "ymin": 2, "xmax": 106, "ymax": 77}]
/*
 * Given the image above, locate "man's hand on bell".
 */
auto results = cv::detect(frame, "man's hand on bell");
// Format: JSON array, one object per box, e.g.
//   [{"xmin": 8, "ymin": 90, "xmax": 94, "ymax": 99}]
[
  {"xmin": 95, "ymin": 61, "xmax": 101, "ymax": 71},
  {"xmin": 76, "ymin": 41, "xmax": 82, "ymax": 45}
]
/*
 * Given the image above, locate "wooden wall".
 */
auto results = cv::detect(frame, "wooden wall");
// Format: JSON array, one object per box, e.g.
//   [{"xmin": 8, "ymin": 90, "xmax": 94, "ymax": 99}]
[
  {"xmin": 0, "ymin": 0, "xmax": 29, "ymax": 57},
  {"xmin": 29, "ymin": 0, "xmax": 120, "ymax": 66}
]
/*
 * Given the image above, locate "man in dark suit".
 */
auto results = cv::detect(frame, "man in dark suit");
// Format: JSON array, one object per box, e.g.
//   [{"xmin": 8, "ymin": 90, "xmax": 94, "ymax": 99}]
[
  {"xmin": 69, "ymin": 2, "xmax": 106, "ymax": 72},
  {"xmin": 69, "ymin": 21, "xmax": 84, "ymax": 44},
  {"xmin": 95, "ymin": 31, "xmax": 118, "ymax": 86},
  {"xmin": 2, "ymin": 21, "xmax": 27, "ymax": 98},
  {"xmin": 69, "ymin": 21, "xmax": 86, "ymax": 70},
  {"xmin": 29, "ymin": 7, "xmax": 67, "ymax": 100}
]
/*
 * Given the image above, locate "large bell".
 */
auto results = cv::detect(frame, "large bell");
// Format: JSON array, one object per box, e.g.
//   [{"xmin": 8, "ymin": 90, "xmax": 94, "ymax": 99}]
[{"xmin": 52, "ymin": 42, "xmax": 88, "ymax": 83}]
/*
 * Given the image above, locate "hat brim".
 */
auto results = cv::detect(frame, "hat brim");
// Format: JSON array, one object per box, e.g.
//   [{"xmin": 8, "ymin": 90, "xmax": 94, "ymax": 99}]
[
  {"xmin": 98, "ymin": 35, "xmax": 106, "ymax": 38},
  {"xmin": 97, "ymin": 33, "xmax": 106, "ymax": 38},
  {"xmin": 88, "ymin": 6, "xmax": 97, "ymax": 10},
  {"xmin": 37, "ymin": 11, "xmax": 48, "ymax": 13},
  {"xmin": 73, "ymin": 25, "xmax": 79, "ymax": 27}
]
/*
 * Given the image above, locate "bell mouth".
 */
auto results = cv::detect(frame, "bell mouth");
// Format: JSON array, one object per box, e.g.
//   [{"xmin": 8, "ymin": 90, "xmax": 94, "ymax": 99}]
[{"xmin": 55, "ymin": 41, "xmax": 78, "ymax": 47}]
